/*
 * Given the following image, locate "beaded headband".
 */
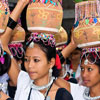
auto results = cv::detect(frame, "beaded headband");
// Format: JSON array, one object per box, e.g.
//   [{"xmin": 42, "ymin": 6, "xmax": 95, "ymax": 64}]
[
  {"xmin": 29, "ymin": 0, "xmax": 62, "ymax": 5},
  {"xmin": 8, "ymin": 42, "xmax": 25, "ymax": 59},
  {"xmin": 27, "ymin": 33, "xmax": 56, "ymax": 47},
  {"xmin": 0, "ymin": 41, "xmax": 6, "ymax": 64},
  {"xmin": 81, "ymin": 47, "xmax": 100, "ymax": 65}
]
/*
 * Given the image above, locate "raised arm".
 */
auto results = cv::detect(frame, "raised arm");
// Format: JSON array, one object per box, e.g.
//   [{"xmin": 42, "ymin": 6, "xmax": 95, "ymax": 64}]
[
  {"xmin": 1, "ymin": 0, "xmax": 29, "ymax": 86},
  {"xmin": 61, "ymin": 34, "xmax": 77, "ymax": 61}
]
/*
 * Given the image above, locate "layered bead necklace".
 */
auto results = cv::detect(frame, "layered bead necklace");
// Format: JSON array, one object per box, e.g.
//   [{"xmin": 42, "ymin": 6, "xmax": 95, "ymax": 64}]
[
  {"xmin": 31, "ymin": 77, "xmax": 55, "ymax": 90},
  {"xmin": 27, "ymin": 77, "xmax": 55, "ymax": 100},
  {"xmin": 83, "ymin": 88, "xmax": 100, "ymax": 100}
]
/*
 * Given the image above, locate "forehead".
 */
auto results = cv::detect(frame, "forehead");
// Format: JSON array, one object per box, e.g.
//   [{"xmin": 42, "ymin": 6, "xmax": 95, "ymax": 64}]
[
  {"xmin": 81, "ymin": 59, "xmax": 98, "ymax": 68},
  {"xmin": 25, "ymin": 44, "xmax": 46, "ymax": 57}
]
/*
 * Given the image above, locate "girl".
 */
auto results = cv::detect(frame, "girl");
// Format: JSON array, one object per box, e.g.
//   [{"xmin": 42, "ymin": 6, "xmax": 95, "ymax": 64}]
[{"xmin": 56, "ymin": 46, "xmax": 100, "ymax": 100}]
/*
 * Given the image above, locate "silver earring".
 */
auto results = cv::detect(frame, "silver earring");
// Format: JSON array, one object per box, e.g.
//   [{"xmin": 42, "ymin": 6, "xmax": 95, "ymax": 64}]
[{"xmin": 49, "ymin": 68, "xmax": 53, "ymax": 79}]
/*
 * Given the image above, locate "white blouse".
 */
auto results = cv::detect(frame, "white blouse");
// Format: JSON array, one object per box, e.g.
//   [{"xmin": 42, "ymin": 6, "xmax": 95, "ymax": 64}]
[
  {"xmin": 70, "ymin": 82, "xmax": 87, "ymax": 100},
  {"xmin": 14, "ymin": 71, "xmax": 45, "ymax": 100}
]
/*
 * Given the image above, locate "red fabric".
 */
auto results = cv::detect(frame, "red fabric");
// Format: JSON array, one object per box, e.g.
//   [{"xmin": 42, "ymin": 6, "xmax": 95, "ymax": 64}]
[
  {"xmin": 55, "ymin": 54, "xmax": 62, "ymax": 70},
  {"xmin": 64, "ymin": 76, "xmax": 69, "ymax": 81}
]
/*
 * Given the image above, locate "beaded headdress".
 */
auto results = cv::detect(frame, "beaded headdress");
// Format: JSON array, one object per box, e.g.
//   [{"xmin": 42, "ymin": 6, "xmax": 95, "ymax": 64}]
[
  {"xmin": 8, "ymin": 42, "xmax": 25, "ymax": 59},
  {"xmin": 26, "ymin": 33, "xmax": 56, "ymax": 47},
  {"xmin": 29, "ymin": 0, "xmax": 62, "ymax": 5},
  {"xmin": 81, "ymin": 47, "xmax": 100, "ymax": 65}
]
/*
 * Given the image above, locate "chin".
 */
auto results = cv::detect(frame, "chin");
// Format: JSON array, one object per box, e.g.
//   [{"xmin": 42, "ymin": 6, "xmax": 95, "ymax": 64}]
[
  {"xmin": 84, "ymin": 83, "xmax": 91, "ymax": 88},
  {"xmin": 29, "ymin": 74, "xmax": 37, "ymax": 80}
]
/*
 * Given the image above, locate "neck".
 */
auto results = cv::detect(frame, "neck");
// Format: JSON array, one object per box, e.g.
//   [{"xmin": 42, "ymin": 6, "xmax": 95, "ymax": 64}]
[
  {"xmin": 90, "ymin": 82, "xmax": 100, "ymax": 97},
  {"xmin": 71, "ymin": 61, "xmax": 80, "ymax": 72},
  {"xmin": 34, "ymin": 75, "xmax": 49, "ymax": 87}
]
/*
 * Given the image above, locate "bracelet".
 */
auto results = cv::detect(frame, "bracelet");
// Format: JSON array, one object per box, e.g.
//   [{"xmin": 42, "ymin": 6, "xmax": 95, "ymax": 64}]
[
  {"xmin": 58, "ymin": 52, "xmax": 65, "ymax": 64},
  {"xmin": 7, "ymin": 17, "xmax": 17, "ymax": 30}
]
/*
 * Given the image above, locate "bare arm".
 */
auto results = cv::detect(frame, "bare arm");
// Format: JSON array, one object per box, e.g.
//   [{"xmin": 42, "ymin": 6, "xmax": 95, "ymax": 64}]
[
  {"xmin": 61, "ymin": 43, "xmax": 76, "ymax": 59},
  {"xmin": 56, "ymin": 78, "xmax": 70, "ymax": 92},
  {"xmin": 61, "ymin": 35, "xmax": 77, "ymax": 59},
  {"xmin": 1, "ymin": 0, "xmax": 29, "ymax": 86}
]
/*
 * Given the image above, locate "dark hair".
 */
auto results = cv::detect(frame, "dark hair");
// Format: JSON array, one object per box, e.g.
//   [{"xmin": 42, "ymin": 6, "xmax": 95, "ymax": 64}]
[
  {"xmin": 76, "ymin": 47, "xmax": 82, "ymax": 51},
  {"xmin": 81, "ymin": 52, "xmax": 100, "ymax": 72},
  {"xmin": 22, "ymin": 37, "xmax": 61, "ymax": 77},
  {"xmin": 0, "ymin": 51, "xmax": 11, "ymax": 76}
]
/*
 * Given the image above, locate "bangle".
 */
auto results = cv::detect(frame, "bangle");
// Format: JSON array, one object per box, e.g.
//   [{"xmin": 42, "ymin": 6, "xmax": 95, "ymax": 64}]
[
  {"xmin": 58, "ymin": 52, "xmax": 65, "ymax": 64},
  {"xmin": 7, "ymin": 17, "xmax": 17, "ymax": 30}
]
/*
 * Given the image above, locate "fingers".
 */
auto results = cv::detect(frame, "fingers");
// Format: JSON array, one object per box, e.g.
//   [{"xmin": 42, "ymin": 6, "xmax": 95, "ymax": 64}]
[{"xmin": 0, "ymin": 91, "xmax": 9, "ymax": 100}]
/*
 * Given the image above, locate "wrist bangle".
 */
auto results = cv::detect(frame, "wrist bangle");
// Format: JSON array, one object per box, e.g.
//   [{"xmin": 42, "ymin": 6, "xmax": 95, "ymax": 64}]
[
  {"xmin": 7, "ymin": 17, "xmax": 17, "ymax": 30},
  {"xmin": 58, "ymin": 52, "xmax": 65, "ymax": 64}
]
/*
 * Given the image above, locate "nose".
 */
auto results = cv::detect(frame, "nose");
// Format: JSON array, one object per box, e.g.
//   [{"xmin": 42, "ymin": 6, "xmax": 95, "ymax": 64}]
[
  {"xmin": 81, "ymin": 69, "xmax": 88, "ymax": 79},
  {"xmin": 28, "ymin": 59, "xmax": 34, "ymax": 68}
]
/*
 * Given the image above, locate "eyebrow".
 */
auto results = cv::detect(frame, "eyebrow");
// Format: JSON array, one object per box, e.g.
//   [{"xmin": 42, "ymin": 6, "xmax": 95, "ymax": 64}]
[{"xmin": 25, "ymin": 56, "xmax": 40, "ymax": 58}]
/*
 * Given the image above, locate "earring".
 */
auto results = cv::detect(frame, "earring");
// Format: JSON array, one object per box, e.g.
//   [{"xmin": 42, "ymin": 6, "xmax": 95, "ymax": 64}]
[{"xmin": 49, "ymin": 68, "xmax": 53, "ymax": 79}]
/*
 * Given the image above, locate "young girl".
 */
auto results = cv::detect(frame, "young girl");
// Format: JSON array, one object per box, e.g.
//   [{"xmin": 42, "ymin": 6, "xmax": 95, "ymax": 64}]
[
  {"xmin": 1, "ymin": 33, "xmax": 73, "ymax": 100},
  {"xmin": 56, "ymin": 46, "xmax": 100, "ymax": 100}
]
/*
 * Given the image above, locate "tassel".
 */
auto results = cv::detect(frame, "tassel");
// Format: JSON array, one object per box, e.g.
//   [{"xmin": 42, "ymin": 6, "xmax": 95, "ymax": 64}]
[
  {"xmin": 42, "ymin": 0, "xmax": 45, "ymax": 3},
  {"xmin": 33, "ymin": 0, "xmax": 36, "ymax": 2},
  {"xmin": 45, "ymin": 0, "xmax": 49, "ymax": 4}
]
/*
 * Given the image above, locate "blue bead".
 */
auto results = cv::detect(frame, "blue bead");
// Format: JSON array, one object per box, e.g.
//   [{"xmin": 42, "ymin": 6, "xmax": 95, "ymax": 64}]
[
  {"xmin": 74, "ymin": 21, "xmax": 79, "ymax": 27},
  {"xmin": 3, "ymin": 52, "xmax": 6, "ymax": 55},
  {"xmin": 5, "ymin": 12, "xmax": 8, "ymax": 15},
  {"xmin": 94, "ymin": 18, "xmax": 97, "ymax": 23},
  {"xmin": 33, "ymin": 0, "xmax": 35, "ymax": 2},
  {"xmin": 45, "ymin": 0, "xmax": 48, "ymax": 3}
]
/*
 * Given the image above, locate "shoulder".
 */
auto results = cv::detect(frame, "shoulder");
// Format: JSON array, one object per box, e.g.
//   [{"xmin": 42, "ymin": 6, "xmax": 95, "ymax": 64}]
[
  {"xmin": 55, "ymin": 78, "xmax": 70, "ymax": 92},
  {"xmin": 55, "ymin": 88, "xmax": 73, "ymax": 100},
  {"xmin": 17, "ymin": 70, "xmax": 31, "ymax": 87},
  {"xmin": 70, "ymin": 82, "xmax": 86, "ymax": 100}
]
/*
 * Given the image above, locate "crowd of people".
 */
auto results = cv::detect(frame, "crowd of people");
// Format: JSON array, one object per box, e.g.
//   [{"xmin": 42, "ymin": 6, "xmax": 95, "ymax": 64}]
[{"xmin": 0, "ymin": 0, "xmax": 100, "ymax": 100}]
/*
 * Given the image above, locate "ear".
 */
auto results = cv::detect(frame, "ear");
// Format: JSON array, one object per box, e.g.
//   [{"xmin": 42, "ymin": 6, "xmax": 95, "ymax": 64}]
[{"xmin": 49, "ymin": 58, "xmax": 55, "ymax": 69}]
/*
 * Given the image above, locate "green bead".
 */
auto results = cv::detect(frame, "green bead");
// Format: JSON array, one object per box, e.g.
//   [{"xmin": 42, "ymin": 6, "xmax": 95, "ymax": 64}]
[{"xmin": 85, "ymin": 19, "xmax": 89, "ymax": 24}]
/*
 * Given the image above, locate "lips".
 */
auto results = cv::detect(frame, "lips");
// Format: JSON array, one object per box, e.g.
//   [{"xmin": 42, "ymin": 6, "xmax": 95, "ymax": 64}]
[
  {"xmin": 83, "ymin": 80, "xmax": 90, "ymax": 85},
  {"xmin": 28, "ymin": 72, "xmax": 37, "ymax": 76}
]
